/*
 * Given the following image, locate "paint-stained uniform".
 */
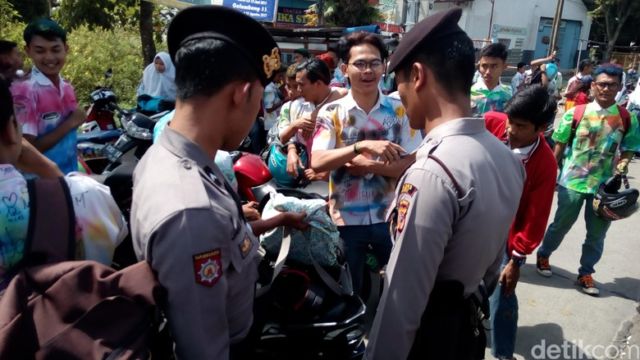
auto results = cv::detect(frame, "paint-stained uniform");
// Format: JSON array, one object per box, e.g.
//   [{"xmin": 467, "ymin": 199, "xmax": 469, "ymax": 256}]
[
  {"xmin": 312, "ymin": 90, "xmax": 422, "ymax": 226},
  {"xmin": 131, "ymin": 127, "xmax": 260, "ymax": 359}
]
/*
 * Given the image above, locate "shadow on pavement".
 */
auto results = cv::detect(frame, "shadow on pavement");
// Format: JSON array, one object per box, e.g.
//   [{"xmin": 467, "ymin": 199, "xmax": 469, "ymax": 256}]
[
  {"xmin": 518, "ymin": 264, "xmax": 640, "ymax": 301},
  {"xmin": 514, "ymin": 323, "xmax": 595, "ymax": 360}
]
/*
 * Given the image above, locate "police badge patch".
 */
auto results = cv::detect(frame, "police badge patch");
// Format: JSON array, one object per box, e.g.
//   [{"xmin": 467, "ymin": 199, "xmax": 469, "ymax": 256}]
[
  {"xmin": 396, "ymin": 199, "xmax": 410, "ymax": 233},
  {"xmin": 193, "ymin": 249, "xmax": 222, "ymax": 287}
]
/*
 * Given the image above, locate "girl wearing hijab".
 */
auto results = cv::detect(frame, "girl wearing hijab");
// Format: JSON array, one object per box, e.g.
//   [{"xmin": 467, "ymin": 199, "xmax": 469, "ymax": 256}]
[{"xmin": 137, "ymin": 52, "xmax": 176, "ymax": 102}]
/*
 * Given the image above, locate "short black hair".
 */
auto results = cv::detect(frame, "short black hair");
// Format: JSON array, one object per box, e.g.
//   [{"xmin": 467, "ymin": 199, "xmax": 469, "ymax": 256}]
[
  {"xmin": 296, "ymin": 59, "xmax": 330, "ymax": 85},
  {"xmin": 23, "ymin": 18, "xmax": 67, "ymax": 45},
  {"xmin": 174, "ymin": 38, "xmax": 259, "ymax": 100},
  {"xmin": 396, "ymin": 32, "xmax": 475, "ymax": 97},
  {"xmin": 517, "ymin": 62, "xmax": 526, "ymax": 69},
  {"xmin": 480, "ymin": 43, "xmax": 508, "ymax": 62},
  {"xmin": 504, "ymin": 85, "xmax": 557, "ymax": 129},
  {"xmin": 339, "ymin": 32, "xmax": 389, "ymax": 64},
  {"xmin": 327, "ymin": 42, "xmax": 339, "ymax": 55},
  {"xmin": 578, "ymin": 59, "xmax": 592, "ymax": 72},
  {"xmin": 0, "ymin": 76, "xmax": 13, "ymax": 131},
  {"xmin": 0, "ymin": 40, "xmax": 17, "ymax": 55}
]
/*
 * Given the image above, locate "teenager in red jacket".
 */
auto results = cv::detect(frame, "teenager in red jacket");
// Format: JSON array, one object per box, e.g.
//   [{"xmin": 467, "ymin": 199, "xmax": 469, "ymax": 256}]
[{"xmin": 483, "ymin": 85, "xmax": 557, "ymax": 360}]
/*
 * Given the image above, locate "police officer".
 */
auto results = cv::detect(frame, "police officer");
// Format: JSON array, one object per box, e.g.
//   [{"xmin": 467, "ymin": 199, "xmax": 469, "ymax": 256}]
[
  {"xmin": 365, "ymin": 9, "xmax": 525, "ymax": 360},
  {"xmin": 130, "ymin": 6, "xmax": 306, "ymax": 359}
]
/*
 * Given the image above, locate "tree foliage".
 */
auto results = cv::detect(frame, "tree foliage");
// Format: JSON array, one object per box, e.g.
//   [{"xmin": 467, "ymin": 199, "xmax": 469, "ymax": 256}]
[
  {"xmin": 65, "ymin": 25, "xmax": 145, "ymax": 108},
  {"xmin": 7, "ymin": 0, "xmax": 49, "ymax": 23},
  {"xmin": 589, "ymin": 0, "xmax": 640, "ymax": 59},
  {"xmin": 54, "ymin": 0, "xmax": 138, "ymax": 31},
  {"xmin": 306, "ymin": 0, "xmax": 381, "ymax": 27}
]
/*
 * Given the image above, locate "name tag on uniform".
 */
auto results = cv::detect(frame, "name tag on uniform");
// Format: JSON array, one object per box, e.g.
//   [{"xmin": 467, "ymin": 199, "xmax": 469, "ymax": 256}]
[{"xmin": 193, "ymin": 249, "xmax": 222, "ymax": 287}]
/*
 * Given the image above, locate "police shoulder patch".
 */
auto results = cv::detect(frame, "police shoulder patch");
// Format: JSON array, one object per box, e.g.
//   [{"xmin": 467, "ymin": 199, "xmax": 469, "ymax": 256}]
[
  {"xmin": 193, "ymin": 249, "xmax": 223, "ymax": 287},
  {"xmin": 400, "ymin": 182, "xmax": 418, "ymax": 197}
]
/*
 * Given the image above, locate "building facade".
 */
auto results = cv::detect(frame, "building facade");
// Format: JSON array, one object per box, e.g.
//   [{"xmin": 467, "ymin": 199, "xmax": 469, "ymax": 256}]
[{"xmin": 389, "ymin": 0, "xmax": 592, "ymax": 70}]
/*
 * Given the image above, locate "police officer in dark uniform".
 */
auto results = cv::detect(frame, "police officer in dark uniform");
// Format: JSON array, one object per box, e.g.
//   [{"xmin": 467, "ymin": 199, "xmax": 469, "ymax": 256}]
[
  {"xmin": 130, "ymin": 6, "xmax": 306, "ymax": 359},
  {"xmin": 366, "ymin": 8, "xmax": 525, "ymax": 360}
]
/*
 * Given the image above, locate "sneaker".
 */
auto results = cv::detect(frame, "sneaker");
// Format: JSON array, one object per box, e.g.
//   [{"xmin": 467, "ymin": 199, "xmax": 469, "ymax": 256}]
[
  {"xmin": 536, "ymin": 255, "xmax": 553, "ymax": 277},
  {"xmin": 577, "ymin": 274, "xmax": 600, "ymax": 296}
]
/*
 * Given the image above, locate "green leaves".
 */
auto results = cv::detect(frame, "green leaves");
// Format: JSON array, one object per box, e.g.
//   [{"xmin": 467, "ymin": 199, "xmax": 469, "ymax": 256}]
[{"xmin": 64, "ymin": 25, "xmax": 145, "ymax": 108}]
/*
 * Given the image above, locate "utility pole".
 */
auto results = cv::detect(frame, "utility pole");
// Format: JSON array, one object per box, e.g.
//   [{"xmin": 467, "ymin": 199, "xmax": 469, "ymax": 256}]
[
  {"xmin": 549, "ymin": 0, "xmax": 565, "ymax": 57},
  {"xmin": 487, "ymin": 0, "xmax": 495, "ymax": 40}
]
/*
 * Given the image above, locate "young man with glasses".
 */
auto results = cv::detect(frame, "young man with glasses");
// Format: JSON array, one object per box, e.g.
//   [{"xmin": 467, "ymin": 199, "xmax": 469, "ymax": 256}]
[
  {"xmin": 537, "ymin": 64, "xmax": 640, "ymax": 296},
  {"xmin": 311, "ymin": 32, "xmax": 422, "ymax": 296}
]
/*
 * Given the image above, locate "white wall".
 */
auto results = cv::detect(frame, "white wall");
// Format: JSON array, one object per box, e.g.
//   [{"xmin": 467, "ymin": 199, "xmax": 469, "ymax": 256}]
[{"xmin": 397, "ymin": 0, "xmax": 592, "ymax": 52}]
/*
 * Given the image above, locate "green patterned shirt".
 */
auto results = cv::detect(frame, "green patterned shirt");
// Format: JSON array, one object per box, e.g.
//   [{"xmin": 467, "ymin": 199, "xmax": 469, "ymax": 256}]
[
  {"xmin": 553, "ymin": 102, "xmax": 640, "ymax": 194},
  {"xmin": 471, "ymin": 80, "xmax": 513, "ymax": 116}
]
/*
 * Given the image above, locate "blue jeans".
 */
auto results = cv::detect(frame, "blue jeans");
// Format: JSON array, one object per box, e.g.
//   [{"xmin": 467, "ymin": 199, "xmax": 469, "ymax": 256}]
[
  {"xmin": 537, "ymin": 186, "xmax": 611, "ymax": 276},
  {"xmin": 489, "ymin": 254, "xmax": 518, "ymax": 359},
  {"xmin": 338, "ymin": 223, "xmax": 392, "ymax": 296}
]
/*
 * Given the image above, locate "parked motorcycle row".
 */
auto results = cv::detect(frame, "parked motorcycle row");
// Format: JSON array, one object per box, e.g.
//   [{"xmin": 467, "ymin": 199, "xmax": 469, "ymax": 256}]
[{"xmin": 74, "ymin": 72, "xmax": 367, "ymax": 359}]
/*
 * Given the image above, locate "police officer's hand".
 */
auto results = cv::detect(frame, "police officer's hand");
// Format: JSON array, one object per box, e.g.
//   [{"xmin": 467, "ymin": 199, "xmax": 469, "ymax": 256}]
[
  {"xmin": 279, "ymin": 211, "xmax": 309, "ymax": 231},
  {"xmin": 358, "ymin": 140, "xmax": 405, "ymax": 163},
  {"xmin": 242, "ymin": 201, "xmax": 261, "ymax": 221},
  {"xmin": 499, "ymin": 260, "xmax": 521, "ymax": 296}
]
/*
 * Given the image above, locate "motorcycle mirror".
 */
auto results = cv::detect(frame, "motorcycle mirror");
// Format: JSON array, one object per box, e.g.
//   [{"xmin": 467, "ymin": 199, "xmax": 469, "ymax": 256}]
[{"xmin": 105, "ymin": 68, "xmax": 113, "ymax": 79}]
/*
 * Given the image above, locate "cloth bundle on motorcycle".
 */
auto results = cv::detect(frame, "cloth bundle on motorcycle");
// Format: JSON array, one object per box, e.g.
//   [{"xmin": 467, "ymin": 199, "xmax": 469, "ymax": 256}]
[
  {"xmin": 260, "ymin": 193, "xmax": 341, "ymax": 267},
  {"xmin": 0, "ymin": 177, "xmax": 167, "ymax": 360}
]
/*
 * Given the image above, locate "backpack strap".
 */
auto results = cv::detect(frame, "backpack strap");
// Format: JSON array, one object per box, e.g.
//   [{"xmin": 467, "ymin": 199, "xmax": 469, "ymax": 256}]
[
  {"xmin": 617, "ymin": 105, "xmax": 631, "ymax": 134},
  {"xmin": 24, "ymin": 177, "xmax": 76, "ymax": 266},
  {"xmin": 572, "ymin": 104, "xmax": 587, "ymax": 131}
]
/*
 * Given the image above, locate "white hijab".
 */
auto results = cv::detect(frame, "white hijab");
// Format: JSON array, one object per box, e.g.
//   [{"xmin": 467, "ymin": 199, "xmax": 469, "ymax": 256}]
[{"xmin": 138, "ymin": 52, "xmax": 176, "ymax": 101}]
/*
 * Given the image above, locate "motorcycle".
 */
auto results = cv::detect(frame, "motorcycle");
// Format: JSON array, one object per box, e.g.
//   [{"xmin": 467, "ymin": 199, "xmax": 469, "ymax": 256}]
[{"xmin": 231, "ymin": 151, "xmax": 366, "ymax": 360}]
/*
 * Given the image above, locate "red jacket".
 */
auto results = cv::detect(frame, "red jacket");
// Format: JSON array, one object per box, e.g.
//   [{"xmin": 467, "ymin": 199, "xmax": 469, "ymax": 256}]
[{"xmin": 484, "ymin": 112, "xmax": 557, "ymax": 256}]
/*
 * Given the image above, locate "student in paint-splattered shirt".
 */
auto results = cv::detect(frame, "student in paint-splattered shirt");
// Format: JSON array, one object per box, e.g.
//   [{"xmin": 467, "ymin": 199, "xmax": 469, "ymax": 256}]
[
  {"xmin": 471, "ymin": 43, "xmax": 512, "ymax": 116},
  {"xmin": 0, "ymin": 78, "xmax": 127, "ymax": 290},
  {"xmin": 311, "ymin": 32, "xmax": 422, "ymax": 295}
]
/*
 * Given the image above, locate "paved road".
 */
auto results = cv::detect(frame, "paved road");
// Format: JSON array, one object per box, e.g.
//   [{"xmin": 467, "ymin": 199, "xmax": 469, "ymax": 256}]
[{"xmin": 492, "ymin": 158, "xmax": 640, "ymax": 360}]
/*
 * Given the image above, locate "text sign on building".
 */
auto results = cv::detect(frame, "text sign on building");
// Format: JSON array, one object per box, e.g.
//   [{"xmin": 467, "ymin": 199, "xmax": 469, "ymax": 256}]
[
  {"xmin": 222, "ymin": 0, "xmax": 279, "ymax": 22},
  {"xmin": 492, "ymin": 24, "xmax": 527, "ymax": 37},
  {"xmin": 276, "ymin": 7, "xmax": 306, "ymax": 25},
  {"xmin": 146, "ymin": 0, "xmax": 279, "ymax": 22}
]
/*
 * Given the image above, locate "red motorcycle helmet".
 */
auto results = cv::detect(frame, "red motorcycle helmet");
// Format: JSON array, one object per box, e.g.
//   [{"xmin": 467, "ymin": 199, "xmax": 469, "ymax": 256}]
[{"xmin": 232, "ymin": 152, "xmax": 272, "ymax": 201}]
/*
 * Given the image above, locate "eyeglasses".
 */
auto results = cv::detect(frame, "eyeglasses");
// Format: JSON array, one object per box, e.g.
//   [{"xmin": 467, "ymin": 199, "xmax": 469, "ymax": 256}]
[
  {"xmin": 348, "ymin": 59, "xmax": 384, "ymax": 71},
  {"xmin": 594, "ymin": 81, "xmax": 620, "ymax": 90}
]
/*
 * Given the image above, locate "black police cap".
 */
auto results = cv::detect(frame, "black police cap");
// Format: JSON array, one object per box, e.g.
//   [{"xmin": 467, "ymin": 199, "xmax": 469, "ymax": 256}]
[
  {"xmin": 168, "ymin": 5, "xmax": 281, "ymax": 87},
  {"xmin": 388, "ymin": 8, "xmax": 466, "ymax": 73}
]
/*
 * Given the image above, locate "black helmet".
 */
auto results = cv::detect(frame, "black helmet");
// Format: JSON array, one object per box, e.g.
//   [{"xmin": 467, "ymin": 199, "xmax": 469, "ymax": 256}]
[{"xmin": 593, "ymin": 174, "xmax": 639, "ymax": 221}]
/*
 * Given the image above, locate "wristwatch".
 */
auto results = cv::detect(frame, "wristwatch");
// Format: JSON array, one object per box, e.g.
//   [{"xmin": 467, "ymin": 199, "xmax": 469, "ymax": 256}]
[{"xmin": 511, "ymin": 255, "xmax": 526, "ymax": 267}]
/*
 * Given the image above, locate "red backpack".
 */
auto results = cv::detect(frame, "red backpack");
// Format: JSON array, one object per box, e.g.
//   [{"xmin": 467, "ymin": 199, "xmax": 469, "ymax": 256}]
[{"xmin": 571, "ymin": 104, "xmax": 631, "ymax": 136}]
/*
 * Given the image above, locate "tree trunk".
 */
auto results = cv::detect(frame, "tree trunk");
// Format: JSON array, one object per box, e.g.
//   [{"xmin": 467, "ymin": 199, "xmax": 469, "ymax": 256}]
[{"xmin": 139, "ymin": 0, "xmax": 156, "ymax": 66}]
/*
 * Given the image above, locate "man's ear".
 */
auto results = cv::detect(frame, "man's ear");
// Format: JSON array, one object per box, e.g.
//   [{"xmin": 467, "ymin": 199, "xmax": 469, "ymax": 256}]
[
  {"xmin": 340, "ymin": 62, "xmax": 348, "ymax": 78},
  {"xmin": 413, "ymin": 62, "xmax": 428, "ymax": 92},
  {"xmin": 231, "ymin": 81, "xmax": 252, "ymax": 106}
]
